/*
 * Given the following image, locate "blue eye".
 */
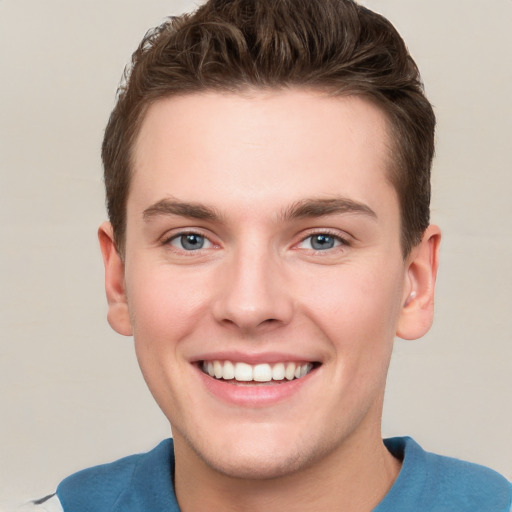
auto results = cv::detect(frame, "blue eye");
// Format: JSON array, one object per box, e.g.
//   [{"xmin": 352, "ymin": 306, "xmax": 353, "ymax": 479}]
[
  {"xmin": 311, "ymin": 234, "xmax": 336, "ymax": 250},
  {"xmin": 170, "ymin": 233, "xmax": 212, "ymax": 251},
  {"xmin": 298, "ymin": 233, "xmax": 344, "ymax": 251}
]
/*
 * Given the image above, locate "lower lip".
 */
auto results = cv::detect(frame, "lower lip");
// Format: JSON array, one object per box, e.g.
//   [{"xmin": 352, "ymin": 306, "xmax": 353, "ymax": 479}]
[{"xmin": 196, "ymin": 366, "xmax": 316, "ymax": 407}]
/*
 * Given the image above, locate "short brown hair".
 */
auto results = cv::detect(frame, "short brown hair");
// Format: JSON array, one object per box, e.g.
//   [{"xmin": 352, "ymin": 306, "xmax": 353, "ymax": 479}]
[{"xmin": 102, "ymin": 0, "xmax": 435, "ymax": 256}]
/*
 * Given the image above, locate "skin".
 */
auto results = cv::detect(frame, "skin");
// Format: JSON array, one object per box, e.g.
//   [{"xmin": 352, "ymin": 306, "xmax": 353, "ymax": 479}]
[{"xmin": 99, "ymin": 89, "xmax": 440, "ymax": 512}]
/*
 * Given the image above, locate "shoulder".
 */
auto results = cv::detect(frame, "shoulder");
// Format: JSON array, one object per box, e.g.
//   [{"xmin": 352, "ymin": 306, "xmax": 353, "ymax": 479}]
[
  {"xmin": 428, "ymin": 451, "xmax": 511, "ymax": 504},
  {"xmin": 56, "ymin": 447, "xmax": 151, "ymax": 508},
  {"xmin": 28, "ymin": 439, "xmax": 177, "ymax": 512},
  {"xmin": 380, "ymin": 437, "xmax": 511, "ymax": 512}
]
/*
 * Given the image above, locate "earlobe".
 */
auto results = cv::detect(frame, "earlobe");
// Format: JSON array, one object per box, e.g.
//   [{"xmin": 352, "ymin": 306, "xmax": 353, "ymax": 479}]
[
  {"xmin": 98, "ymin": 222, "xmax": 133, "ymax": 336},
  {"xmin": 396, "ymin": 225, "xmax": 441, "ymax": 340}
]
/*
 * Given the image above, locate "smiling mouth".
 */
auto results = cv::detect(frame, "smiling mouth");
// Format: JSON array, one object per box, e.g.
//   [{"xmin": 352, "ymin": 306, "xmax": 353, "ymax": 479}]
[{"xmin": 200, "ymin": 360, "xmax": 319, "ymax": 384}]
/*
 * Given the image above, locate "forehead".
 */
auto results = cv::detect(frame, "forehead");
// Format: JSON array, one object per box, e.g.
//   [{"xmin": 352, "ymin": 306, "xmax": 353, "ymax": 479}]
[{"xmin": 131, "ymin": 89, "xmax": 396, "ymax": 218}]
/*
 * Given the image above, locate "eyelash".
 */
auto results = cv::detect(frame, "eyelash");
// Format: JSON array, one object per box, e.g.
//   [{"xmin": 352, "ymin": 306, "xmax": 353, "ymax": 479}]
[
  {"xmin": 161, "ymin": 229, "xmax": 350, "ymax": 254},
  {"xmin": 296, "ymin": 230, "xmax": 350, "ymax": 252},
  {"xmin": 162, "ymin": 230, "xmax": 214, "ymax": 252}
]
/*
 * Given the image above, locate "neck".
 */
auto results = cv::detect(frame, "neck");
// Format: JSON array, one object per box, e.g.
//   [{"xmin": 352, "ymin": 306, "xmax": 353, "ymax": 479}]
[{"xmin": 173, "ymin": 427, "xmax": 401, "ymax": 512}]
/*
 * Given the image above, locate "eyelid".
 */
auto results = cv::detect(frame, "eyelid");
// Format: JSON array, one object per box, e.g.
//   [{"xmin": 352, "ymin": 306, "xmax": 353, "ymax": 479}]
[
  {"xmin": 295, "ymin": 229, "xmax": 351, "ymax": 250},
  {"xmin": 159, "ymin": 227, "xmax": 350, "ymax": 252},
  {"xmin": 171, "ymin": 234, "xmax": 213, "ymax": 250},
  {"xmin": 161, "ymin": 228, "xmax": 219, "ymax": 250}
]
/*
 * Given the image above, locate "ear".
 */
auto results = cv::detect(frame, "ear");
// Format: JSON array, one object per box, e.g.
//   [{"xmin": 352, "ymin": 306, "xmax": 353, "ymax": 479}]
[
  {"xmin": 396, "ymin": 225, "xmax": 441, "ymax": 340},
  {"xmin": 98, "ymin": 222, "xmax": 132, "ymax": 336}
]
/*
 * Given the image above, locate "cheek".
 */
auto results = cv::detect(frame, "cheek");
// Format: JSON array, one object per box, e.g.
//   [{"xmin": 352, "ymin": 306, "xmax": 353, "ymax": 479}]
[
  {"xmin": 125, "ymin": 265, "xmax": 208, "ymax": 417},
  {"xmin": 301, "ymin": 262, "xmax": 404, "ymax": 354},
  {"xmin": 126, "ymin": 262, "xmax": 210, "ymax": 349}
]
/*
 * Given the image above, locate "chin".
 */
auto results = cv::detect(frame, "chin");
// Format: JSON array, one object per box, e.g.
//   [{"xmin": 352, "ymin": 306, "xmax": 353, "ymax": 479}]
[
  {"xmin": 179, "ymin": 424, "xmax": 333, "ymax": 481},
  {"xmin": 198, "ymin": 445, "xmax": 307, "ymax": 480}
]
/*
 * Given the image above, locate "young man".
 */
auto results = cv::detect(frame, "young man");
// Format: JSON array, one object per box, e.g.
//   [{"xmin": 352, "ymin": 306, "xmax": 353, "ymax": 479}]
[{"xmin": 28, "ymin": 0, "xmax": 511, "ymax": 510}]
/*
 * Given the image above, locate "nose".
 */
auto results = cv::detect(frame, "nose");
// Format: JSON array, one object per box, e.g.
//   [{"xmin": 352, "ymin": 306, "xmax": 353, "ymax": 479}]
[{"xmin": 211, "ymin": 244, "xmax": 294, "ymax": 333}]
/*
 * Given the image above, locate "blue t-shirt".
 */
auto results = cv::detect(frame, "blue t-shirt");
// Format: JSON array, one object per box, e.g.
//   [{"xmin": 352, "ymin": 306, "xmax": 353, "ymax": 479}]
[{"xmin": 53, "ymin": 437, "xmax": 511, "ymax": 511}]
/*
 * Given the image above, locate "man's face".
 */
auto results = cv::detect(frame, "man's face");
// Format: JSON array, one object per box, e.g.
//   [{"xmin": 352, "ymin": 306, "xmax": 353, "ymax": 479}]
[{"xmin": 111, "ymin": 90, "xmax": 416, "ymax": 478}]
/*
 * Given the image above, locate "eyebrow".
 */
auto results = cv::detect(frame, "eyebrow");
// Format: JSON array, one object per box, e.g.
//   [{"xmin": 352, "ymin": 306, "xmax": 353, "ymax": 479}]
[
  {"xmin": 143, "ymin": 198, "xmax": 221, "ymax": 222},
  {"xmin": 281, "ymin": 197, "xmax": 377, "ymax": 221},
  {"xmin": 142, "ymin": 196, "xmax": 377, "ymax": 223}
]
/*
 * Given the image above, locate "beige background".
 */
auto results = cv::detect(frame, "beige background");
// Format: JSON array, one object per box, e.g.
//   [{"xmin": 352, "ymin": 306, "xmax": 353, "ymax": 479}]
[{"xmin": 1, "ymin": 0, "xmax": 511, "ymax": 509}]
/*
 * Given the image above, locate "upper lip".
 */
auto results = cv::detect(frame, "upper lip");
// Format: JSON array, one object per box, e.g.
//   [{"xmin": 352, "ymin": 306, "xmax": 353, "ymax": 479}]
[{"xmin": 190, "ymin": 351, "xmax": 321, "ymax": 365}]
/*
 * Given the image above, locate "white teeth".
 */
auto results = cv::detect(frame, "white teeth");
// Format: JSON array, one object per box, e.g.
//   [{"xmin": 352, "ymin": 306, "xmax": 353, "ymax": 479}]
[
  {"xmin": 234, "ymin": 362, "xmax": 253, "ymax": 381},
  {"xmin": 213, "ymin": 360, "xmax": 223, "ymax": 379},
  {"xmin": 285, "ymin": 362, "xmax": 296, "ymax": 381},
  {"xmin": 202, "ymin": 360, "xmax": 315, "ymax": 383},
  {"xmin": 223, "ymin": 360, "xmax": 235, "ymax": 380},
  {"xmin": 253, "ymin": 363, "xmax": 272, "ymax": 382},
  {"xmin": 272, "ymin": 362, "xmax": 285, "ymax": 381}
]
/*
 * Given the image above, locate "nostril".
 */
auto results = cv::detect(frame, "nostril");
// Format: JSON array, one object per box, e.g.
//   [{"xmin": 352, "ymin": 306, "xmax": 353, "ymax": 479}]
[{"xmin": 259, "ymin": 318, "xmax": 280, "ymax": 327}]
